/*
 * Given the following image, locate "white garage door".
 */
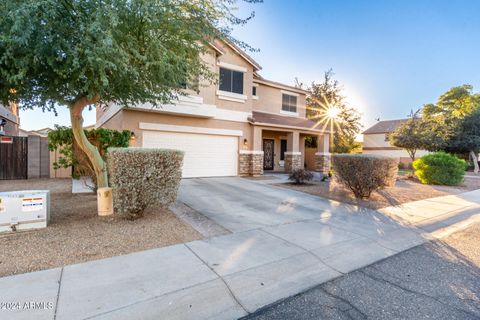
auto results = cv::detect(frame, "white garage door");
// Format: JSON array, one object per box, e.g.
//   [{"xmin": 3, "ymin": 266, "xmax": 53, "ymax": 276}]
[{"xmin": 142, "ymin": 131, "xmax": 238, "ymax": 178}]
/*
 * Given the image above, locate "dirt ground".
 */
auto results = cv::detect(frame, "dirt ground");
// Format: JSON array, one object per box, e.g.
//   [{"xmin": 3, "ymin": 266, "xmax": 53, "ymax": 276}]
[
  {"xmin": 278, "ymin": 176, "xmax": 480, "ymax": 210},
  {"xmin": 0, "ymin": 179, "xmax": 202, "ymax": 277}
]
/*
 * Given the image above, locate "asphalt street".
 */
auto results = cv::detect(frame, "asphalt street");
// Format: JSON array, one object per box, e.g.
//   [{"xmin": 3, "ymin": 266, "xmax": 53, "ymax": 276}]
[{"xmin": 243, "ymin": 223, "xmax": 480, "ymax": 320}]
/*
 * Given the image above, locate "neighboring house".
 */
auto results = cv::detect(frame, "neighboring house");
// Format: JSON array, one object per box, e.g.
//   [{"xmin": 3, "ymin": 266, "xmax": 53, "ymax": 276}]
[
  {"xmin": 0, "ymin": 102, "xmax": 19, "ymax": 136},
  {"xmin": 362, "ymin": 119, "xmax": 429, "ymax": 165},
  {"xmin": 19, "ymin": 127, "xmax": 53, "ymax": 137},
  {"xmin": 96, "ymin": 39, "xmax": 331, "ymax": 178}
]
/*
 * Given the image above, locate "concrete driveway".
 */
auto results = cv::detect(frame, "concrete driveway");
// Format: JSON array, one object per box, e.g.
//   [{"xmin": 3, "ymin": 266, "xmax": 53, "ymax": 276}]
[{"xmin": 178, "ymin": 177, "xmax": 402, "ymax": 235}]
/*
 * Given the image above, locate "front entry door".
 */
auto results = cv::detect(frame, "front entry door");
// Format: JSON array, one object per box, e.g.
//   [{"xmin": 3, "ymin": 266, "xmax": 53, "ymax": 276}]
[{"xmin": 263, "ymin": 139, "xmax": 274, "ymax": 170}]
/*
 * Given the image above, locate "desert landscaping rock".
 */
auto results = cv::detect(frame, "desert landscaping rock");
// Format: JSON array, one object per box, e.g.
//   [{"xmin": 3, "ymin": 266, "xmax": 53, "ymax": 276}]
[
  {"xmin": 277, "ymin": 176, "xmax": 480, "ymax": 210},
  {"xmin": 0, "ymin": 179, "xmax": 202, "ymax": 277}
]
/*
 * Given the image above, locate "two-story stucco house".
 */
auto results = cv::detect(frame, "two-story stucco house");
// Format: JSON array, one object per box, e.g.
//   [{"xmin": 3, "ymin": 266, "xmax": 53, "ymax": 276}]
[
  {"xmin": 362, "ymin": 119, "xmax": 429, "ymax": 166},
  {"xmin": 96, "ymin": 40, "xmax": 331, "ymax": 178}
]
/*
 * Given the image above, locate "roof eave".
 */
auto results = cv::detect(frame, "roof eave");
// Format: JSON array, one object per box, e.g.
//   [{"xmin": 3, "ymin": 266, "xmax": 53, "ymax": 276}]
[
  {"xmin": 253, "ymin": 78, "xmax": 309, "ymax": 95},
  {"xmin": 249, "ymin": 120, "xmax": 332, "ymax": 134}
]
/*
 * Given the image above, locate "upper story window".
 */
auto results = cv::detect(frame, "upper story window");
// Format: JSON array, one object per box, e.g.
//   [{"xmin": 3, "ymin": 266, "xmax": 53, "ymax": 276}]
[
  {"xmin": 282, "ymin": 94, "xmax": 297, "ymax": 113},
  {"xmin": 252, "ymin": 86, "xmax": 257, "ymax": 96},
  {"xmin": 219, "ymin": 67, "xmax": 244, "ymax": 94}
]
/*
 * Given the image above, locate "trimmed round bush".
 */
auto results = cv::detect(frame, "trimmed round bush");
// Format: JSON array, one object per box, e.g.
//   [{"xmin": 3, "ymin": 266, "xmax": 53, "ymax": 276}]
[
  {"xmin": 332, "ymin": 154, "xmax": 399, "ymax": 199},
  {"xmin": 107, "ymin": 148, "xmax": 184, "ymax": 219},
  {"xmin": 288, "ymin": 169, "xmax": 314, "ymax": 184},
  {"xmin": 413, "ymin": 152, "xmax": 466, "ymax": 186}
]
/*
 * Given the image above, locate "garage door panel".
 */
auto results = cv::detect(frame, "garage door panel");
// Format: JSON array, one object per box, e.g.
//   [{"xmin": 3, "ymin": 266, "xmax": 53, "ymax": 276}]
[{"xmin": 142, "ymin": 131, "xmax": 238, "ymax": 178}]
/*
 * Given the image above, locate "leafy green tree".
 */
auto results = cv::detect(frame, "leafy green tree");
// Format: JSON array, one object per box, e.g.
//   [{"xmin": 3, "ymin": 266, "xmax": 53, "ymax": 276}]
[
  {"xmin": 48, "ymin": 126, "xmax": 132, "ymax": 185},
  {"xmin": 303, "ymin": 70, "xmax": 362, "ymax": 153},
  {"xmin": 0, "ymin": 0, "xmax": 259, "ymax": 188},
  {"xmin": 445, "ymin": 109, "xmax": 480, "ymax": 173},
  {"xmin": 422, "ymin": 85, "xmax": 480, "ymax": 173},
  {"xmin": 389, "ymin": 110, "xmax": 445, "ymax": 163},
  {"xmin": 423, "ymin": 85, "xmax": 480, "ymax": 119},
  {"xmin": 332, "ymin": 105, "xmax": 362, "ymax": 153}
]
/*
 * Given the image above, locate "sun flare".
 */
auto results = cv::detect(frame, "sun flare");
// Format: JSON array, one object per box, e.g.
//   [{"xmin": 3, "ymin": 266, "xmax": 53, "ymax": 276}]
[
  {"xmin": 307, "ymin": 97, "xmax": 343, "ymax": 135},
  {"xmin": 326, "ymin": 106, "xmax": 340, "ymax": 119}
]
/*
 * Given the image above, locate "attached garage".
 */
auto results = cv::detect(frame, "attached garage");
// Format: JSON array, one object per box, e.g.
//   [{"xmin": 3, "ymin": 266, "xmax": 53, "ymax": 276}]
[{"xmin": 142, "ymin": 125, "xmax": 240, "ymax": 178}]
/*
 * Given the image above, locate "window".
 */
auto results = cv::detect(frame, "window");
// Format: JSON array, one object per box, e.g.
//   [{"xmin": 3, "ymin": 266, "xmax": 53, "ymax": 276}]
[
  {"xmin": 282, "ymin": 94, "xmax": 297, "ymax": 113},
  {"xmin": 280, "ymin": 140, "xmax": 287, "ymax": 161},
  {"xmin": 384, "ymin": 133, "xmax": 390, "ymax": 142},
  {"xmin": 219, "ymin": 67, "xmax": 244, "ymax": 94},
  {"xmin": 252, "ymin": 86, "xmax": 257, "ymax": 96}
]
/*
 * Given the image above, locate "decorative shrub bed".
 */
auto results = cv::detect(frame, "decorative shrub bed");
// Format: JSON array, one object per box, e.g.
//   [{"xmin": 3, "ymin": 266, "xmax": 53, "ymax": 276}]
[
  {"xmin": 413, "ymin": 152, "xmax": 466, "ymax": 186},
  {"xmin": 288, "ymin": 169, "xmax": 314, "ymax": 184},
  {"xmin": 332, "ymin": 154, "xmax": 399, "ymax": 198},
  {"xmin": 107, "ymin": 148, "xmax": 184, "ymax": 219}
]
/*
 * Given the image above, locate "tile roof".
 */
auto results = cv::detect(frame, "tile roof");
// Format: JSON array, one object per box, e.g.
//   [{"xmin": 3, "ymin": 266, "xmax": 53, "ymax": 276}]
[
  {"xmin": 362, "ymin": 119, "xmax": 407, "ymax": 134},
  {"xmin": 250, "ymin": 111, "xmax": 329, "ymax": 132}
]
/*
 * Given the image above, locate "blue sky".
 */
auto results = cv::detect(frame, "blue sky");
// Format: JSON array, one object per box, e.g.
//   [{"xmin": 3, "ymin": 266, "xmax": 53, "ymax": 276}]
[{"xmin": 21, "ymin": 0, "xmax": 480, "ymax": 133}]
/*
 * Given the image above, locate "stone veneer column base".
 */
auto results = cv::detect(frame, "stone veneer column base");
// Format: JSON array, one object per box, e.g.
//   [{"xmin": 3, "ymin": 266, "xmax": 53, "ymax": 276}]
[
  {"xmin": 239, "ymin": 151, "xmax": 264, "ymax": 176},
  {"xmin": 315, "ymin": 152, "xmax": 331, "ymax": 173},
  {"xmin": 284, "ymin": 152, "xmax": 302, "ymax": 173}
]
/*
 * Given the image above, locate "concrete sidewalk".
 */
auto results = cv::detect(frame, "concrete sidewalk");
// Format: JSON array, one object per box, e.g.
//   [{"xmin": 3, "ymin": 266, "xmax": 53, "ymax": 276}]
[
  {"xmin": 2, "ymin": 179, "xmax": 480, "ymax": 320},
  {"xmin": 379, "ymin": 189, "xmax": 480, "ymax": 237}
]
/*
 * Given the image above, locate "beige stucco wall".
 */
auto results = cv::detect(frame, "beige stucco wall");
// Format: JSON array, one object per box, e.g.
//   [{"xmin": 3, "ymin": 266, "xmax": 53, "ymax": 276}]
[
  {"xmin": 363, "ymin": 133, "xmax": 429, "ymax": 158},
  {"xmin": 105, "ymin": 109, "xmax": 253, "ymax": 150},
  {"xmin": 253, "ymin": 84, "xmax": 306, "ymax": 118},
  {"xmin": 363, "ymin": 133, "xmax": 390, "ymax": 148},
  {"xmin": 196, "ymin": 49, "xmax": 217, "ymax": 106}
]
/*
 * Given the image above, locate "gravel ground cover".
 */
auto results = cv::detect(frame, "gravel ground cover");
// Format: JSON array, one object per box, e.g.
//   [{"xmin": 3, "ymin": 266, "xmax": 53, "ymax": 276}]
[
  {"xmin": 0, "ymin": 179, "xmax": 202, "ymax": 277},
  {"xmin": 277, "ymin": 176, "xmax": 480, "ymax": 210}
]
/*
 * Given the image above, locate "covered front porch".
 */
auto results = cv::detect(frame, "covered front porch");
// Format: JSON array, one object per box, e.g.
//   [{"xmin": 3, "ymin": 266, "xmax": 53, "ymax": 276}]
[
  {"xmin": 256, "ymin": 126, "xmax": 330, "ymax": 173},
  {"xmin": 239, "ymin": 125, "xmax": 331, "ymax": 176}
]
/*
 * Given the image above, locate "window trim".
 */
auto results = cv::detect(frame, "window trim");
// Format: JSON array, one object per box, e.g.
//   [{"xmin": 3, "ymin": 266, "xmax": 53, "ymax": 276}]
[
  {"xmin": 216, "ymin": 90, "xmax": 247, "ymax": 103},
  {"xmin": 280, "ymin": 110, "xmax": 299, "ymax": 116}
]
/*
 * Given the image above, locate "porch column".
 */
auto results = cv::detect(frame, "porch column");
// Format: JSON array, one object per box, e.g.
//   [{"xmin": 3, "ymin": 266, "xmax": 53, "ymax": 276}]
[
  {"xmin": 285, "ymin": 131, "xmax": 302, "ymax": 172},
  {"xmin": 315, "ymin": 133, "xmax": 331, "ymax": 173},
  {"xmin": 239, "ymin": 126, "xmax": 264, "ymax": 176},
  {"xmin": 253, "ymin": 126, "xmax": 263, "ymax": 151}
]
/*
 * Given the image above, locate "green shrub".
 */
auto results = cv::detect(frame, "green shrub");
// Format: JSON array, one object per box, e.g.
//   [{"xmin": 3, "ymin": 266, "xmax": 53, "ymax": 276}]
[
  {"xmin": 412, "ymin": 152, "xmax": 466, "ymax": 186},
  {"xmin": 288, "ymin": 169, "xmax": 314, "ymax": 184},
  {"xmin": 332, "ymin": 154, "xmax": 399, "ymax": 199},
  {"xmin": 107, "ymin": 148, "xmax": 184, "ymax": 219},
  {"xmin": 48, "ymin": 125, "xmax": 132, "ymax": 183}
]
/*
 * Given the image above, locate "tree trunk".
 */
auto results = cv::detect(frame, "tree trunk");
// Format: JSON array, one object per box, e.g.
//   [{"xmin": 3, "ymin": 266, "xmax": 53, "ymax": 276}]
[
  {"xmin": 470, "ymin": 150, "xmax": 479, "ymax": 175},
  {"xmin": 407, "ymin": 149, "xmax": 416, "ymax": 172},
  {"xmin": 70, "ymin": 97, "xmax": 109, "ymax": 188}
]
